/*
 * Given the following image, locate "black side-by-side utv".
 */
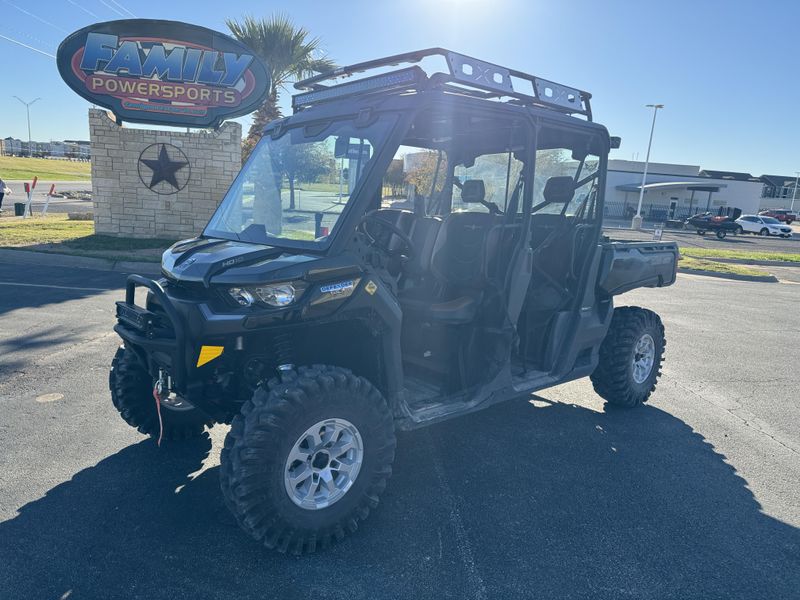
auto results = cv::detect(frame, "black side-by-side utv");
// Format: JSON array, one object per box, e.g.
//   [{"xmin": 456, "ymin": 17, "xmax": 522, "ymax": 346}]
[{"xmin": 110, "ymin": 48, "xmax": 678, "ymax": 554}]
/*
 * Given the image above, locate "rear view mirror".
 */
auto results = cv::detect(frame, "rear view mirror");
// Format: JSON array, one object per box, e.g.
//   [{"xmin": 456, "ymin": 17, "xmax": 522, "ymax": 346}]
[{"xmin": 610, "ymin": 136, "xmax": 622, "ymax": 149}]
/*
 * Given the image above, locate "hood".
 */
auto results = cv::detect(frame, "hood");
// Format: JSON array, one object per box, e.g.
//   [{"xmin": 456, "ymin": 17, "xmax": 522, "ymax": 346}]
[{"xmin": 162, "ymin": 238, "xmax": 318, "ymax": 286}]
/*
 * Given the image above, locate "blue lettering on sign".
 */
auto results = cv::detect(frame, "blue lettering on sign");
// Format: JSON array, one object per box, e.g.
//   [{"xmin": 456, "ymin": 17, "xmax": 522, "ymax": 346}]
[
  {"xmin": 79, "ymin": 32, "xmax": 117, "ymax": 71},
  {"xmin": 181, "ymin": 47, "xmax": 202, "ymax": 81},
  {"xmin": 141, "ymin": 45, "xmax": 184, "ymax": 81},
  {"xmin": 104, "ymin": 40, "xmax": 143, "ymax": 76},
  {"xmin": 58, "ymin": 19, "xmax": 272, "ymax": 128},
  {"xmin": 197, "ymin": 51, "xmax": 224, "ymax": 85},
  {"xmin": 221, "ymin": 53, "xmax": 253, "ymax": 86}
]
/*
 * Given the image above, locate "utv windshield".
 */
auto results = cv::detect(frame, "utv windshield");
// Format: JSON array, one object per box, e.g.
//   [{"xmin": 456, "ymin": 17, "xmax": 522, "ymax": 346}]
[{"xmin": 205, "ymin": 116, "xmax": 395, "ymax": 248}]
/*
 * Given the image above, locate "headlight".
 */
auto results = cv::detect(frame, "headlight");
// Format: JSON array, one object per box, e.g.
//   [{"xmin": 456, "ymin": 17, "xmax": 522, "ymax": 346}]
[
  {"xmin": 227, "ymin": 282, "xmax": 301, "ymax": 308},
  {"xmin": 254, "ymin": 283, "xmax": 296, "ymax": 307},
  {"xmin": 228, "ymin": 287, "xmax": 255, "ymax": 307}
]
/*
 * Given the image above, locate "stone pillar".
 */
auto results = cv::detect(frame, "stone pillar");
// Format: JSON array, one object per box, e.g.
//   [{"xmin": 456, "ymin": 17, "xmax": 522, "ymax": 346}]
[{"xmin": 89, "ymin": 109, "xmax": 241, "ymax": 239}]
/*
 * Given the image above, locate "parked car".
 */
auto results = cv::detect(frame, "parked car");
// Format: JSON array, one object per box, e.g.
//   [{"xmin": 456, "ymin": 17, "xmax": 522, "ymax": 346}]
[
  {"xmin": 736, "ymin": 215, "xmax": 794, "ymax": 237},
  {"xmin": 759, "ymin": 209, "xmax": 797, "ymax": 224}
]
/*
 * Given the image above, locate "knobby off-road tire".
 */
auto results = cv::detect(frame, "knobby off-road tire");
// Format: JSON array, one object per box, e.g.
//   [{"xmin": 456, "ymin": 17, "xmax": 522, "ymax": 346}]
[
  {"xmin": 109, "ymin": 345, "xmax": 212, "ymax": 440},
  {"xmin": 590, "ymin": 307, "xmax": 665, "ymax": 408},
  {"xmin": 220, "ymin": 365, "xmax": 396, "ymax": 555}
]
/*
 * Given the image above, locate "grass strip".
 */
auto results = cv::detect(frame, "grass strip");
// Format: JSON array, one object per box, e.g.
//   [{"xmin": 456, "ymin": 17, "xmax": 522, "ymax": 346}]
[
  {"xmin": 681, "ymin": 247, "xmax": 800, "ymax": 263},
  {"xmin": 0, "ymin": 156, "xmax": 91, "ymax": 181},
  {"xmin": 679, "ymin": 256, "xmax": 768, "ymax": 277}
]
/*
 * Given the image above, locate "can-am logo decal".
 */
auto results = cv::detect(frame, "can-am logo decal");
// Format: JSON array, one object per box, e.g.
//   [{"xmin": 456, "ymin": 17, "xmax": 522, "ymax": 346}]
[
  {"xmin": 320, "ymin": 280, "xmax": 356, "ymax": 295},
  {"xmin": 57, "ymin": 19, "xmax": 270, "ymax": 128}
]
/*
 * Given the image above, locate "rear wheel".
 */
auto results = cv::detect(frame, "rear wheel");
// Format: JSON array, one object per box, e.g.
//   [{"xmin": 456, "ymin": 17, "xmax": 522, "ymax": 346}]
[
  {"xmin": 591, "ymin": 307, "xmax": 665, "ymax": 408},
  {"xmin": 220, "ymin": 365, "xmax": 396, "ymax": 554},
  {"xmin": 735, "ymin": 225, "xmax": 744, "ymax": 235},
  {"xmin": 109, "ymin": 345, "xmax": 212, "ymax": 440}
]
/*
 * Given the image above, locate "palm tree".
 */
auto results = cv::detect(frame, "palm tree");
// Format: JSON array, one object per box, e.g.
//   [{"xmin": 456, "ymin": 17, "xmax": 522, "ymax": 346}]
[{"xmin": 226, "ymin": 14, "xmax": 336, "ymax": 142}]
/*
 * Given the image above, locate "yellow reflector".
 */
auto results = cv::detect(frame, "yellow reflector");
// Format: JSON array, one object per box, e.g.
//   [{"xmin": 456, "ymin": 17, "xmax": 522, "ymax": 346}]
[{"xmin": 197, "ymin": 345, "xmax": 224, "ymax": 367}]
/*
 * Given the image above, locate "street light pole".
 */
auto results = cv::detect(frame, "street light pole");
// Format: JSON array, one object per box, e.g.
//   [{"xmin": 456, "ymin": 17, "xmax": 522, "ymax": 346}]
[
  {"xmin": 12, "ymin": 96, "xmax": 41, "ymax": 158},
  {"xmin": 791, "ymin": 171, "xmax": 799, "ymax": 212},
  {"xmin": 632, "ymin": 103, "xmax": 664, "ymax": 229}
]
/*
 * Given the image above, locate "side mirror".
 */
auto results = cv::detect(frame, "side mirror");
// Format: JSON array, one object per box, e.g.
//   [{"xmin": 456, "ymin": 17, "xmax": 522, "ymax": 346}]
[
  {"xmin": 610, "ymin": 136, "xmax": 622, "ymax": 149},
  {"xmin": 334, "ymin": 136, "xmax": 349, "ymax": 158}
]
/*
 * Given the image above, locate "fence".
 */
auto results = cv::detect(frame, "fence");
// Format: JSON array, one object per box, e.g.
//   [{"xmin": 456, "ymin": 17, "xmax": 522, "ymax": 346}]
[{"xmin": 601, "ymin": 200, "xmax": 737, "ymax": 224}]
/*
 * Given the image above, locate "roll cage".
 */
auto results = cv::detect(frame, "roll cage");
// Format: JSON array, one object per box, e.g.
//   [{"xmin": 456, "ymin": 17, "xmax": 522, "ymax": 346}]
[{"xmin": 254, "ymin": 49, "xmax": 612, "ymax": 262}]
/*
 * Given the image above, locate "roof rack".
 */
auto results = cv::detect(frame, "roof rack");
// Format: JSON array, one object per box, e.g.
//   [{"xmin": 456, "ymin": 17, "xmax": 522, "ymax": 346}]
[{"xmin": 293, "ymin": 48, "xmax": 592, "ymax": 120}]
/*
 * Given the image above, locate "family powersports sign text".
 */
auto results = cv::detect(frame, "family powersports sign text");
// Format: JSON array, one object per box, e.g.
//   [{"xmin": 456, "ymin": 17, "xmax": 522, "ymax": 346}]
[{"xmin": 57, "ymin": 19, "xmax": 270, "ymax": 128}]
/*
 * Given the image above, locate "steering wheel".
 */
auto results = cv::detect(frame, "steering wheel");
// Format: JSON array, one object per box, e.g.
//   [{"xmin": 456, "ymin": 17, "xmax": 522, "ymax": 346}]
[{"xmin": 358, "ymin": 213, "xmax": 416, "ymax": 259}]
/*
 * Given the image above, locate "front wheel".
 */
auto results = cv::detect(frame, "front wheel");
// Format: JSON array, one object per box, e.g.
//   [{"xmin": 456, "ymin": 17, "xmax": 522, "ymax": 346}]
[
  {"xmin": 109, "ymin": 345, "xmax": 212, "ymax": 440},
  {"xmin": 220, "ymin": 365, "xmax": 396, "ymax": 554},
  {"xmin": 696, "ymin": 229, "xmax": 706, "ymax": 236},
  {"xmin": 591, "ymin": 307, "xmax": 665, "ymax": 408},
  {"xmin": 760, "ymin": 228, "xmax": 770, "ymax": 236},
  {"xmin": 715, "ymin": 230, "xmax": 727, "ymax": 239}
]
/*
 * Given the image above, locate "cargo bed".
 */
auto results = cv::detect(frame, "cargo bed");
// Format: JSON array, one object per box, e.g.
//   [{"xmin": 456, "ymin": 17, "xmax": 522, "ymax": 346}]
[{"xmin": 597, "ymin": 239, "xmax": 679, "ymax": 296}]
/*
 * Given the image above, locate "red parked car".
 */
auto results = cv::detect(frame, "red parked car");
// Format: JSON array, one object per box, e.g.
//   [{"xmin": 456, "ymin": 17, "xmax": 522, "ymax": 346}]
[{"xmin": 759, "ymin": 209, "xmax": 797, "ymax": 224}]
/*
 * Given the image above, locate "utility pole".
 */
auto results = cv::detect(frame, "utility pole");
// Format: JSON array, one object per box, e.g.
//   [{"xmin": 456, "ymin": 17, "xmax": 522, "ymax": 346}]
[
  {"xmin": 791, "ymin": 171, "xmax": 799, "ymax": 212},
  {"xmin": 13, "ymin": 96, "xmax": 41, "ymax": 158},
  {"xmin": 632, "ymin": 103, "xmax": 664, "ymax": 229}
]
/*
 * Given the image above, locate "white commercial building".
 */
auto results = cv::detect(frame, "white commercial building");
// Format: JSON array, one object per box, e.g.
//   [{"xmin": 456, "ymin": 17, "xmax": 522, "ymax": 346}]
[{"xmin": 604, "ymin": 160, "xmax": 765, "ymax": 223}]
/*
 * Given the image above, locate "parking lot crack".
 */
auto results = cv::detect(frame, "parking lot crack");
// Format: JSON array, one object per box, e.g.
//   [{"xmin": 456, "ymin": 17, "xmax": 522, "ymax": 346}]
[{"xmin": 673, "ymin": 381, "xmax": 800, "ymax": 457}]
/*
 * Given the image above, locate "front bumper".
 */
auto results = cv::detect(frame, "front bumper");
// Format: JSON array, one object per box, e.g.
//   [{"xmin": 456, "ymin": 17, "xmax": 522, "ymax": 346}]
[{"xmin": 114, "ymin": 274, "xmax": 190, "ymax": 388}]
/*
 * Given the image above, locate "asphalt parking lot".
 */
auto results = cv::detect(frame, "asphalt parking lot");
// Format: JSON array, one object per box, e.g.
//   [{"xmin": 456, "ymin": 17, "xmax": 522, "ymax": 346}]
[
  {"xmin": 0, "ymin": 264, "xmax": 798, "ymax": 599},
  {"xmin": 605, "ymin": 225, "xmax": 800, "ymax": 253}
]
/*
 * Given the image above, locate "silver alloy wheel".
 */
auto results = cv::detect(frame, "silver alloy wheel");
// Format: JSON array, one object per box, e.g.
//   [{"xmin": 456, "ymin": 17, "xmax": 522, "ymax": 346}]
[
  {"xmin": 632, "ymin": 333, "xmax": 656, "ymax": 384},
  {"xmin": 284, "ymin": 418, "xmax": 364, "ymax": 510}
]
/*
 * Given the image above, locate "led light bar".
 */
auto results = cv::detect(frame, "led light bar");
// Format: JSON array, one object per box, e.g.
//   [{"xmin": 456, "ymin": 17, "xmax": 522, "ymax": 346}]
[{"xmin": 292, "ymin": 67, "xmax": 423, "ymax": 110}]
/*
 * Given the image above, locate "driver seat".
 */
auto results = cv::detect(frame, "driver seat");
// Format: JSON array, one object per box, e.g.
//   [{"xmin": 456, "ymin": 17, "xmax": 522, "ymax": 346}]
[{"xmin": 400, "ymin": 190, "xmax": 501, "ymax": 324}]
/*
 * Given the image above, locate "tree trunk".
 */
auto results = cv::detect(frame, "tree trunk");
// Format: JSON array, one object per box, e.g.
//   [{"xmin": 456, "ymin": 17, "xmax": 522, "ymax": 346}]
[
  {"xmin": 247, "ymin": 87, "xmax": 281, "ymax": 141},
  {"xmin": 289, "ymin": 176, "xmax": 296, "ymax": 210}
]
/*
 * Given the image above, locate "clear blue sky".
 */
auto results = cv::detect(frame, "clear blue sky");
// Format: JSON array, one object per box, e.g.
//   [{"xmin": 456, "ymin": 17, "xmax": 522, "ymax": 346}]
[{"xmin": 1, "ymin": 0, "xmax": 798, "ymax": 176}]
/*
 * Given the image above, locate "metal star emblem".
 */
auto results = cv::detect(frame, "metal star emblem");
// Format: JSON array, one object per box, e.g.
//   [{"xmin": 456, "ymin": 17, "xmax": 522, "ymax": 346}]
[{"xmin": 140, "ymin": 144, "xmax": 189, "ymax": 190}]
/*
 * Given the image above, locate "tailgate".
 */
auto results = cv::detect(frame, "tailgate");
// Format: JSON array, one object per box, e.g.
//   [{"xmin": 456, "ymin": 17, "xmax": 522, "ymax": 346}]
[{"xmin": 597, "ymin": 240, "xmax": 679, "ymax": 296}]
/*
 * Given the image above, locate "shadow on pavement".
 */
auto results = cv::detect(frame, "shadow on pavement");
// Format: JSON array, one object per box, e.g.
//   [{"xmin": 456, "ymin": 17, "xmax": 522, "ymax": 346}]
[
  {"xmin": 0, "ymin": 263, "xmax": 125, "ymax": 318},
  {"xmin": 1, "ymin": 398, "xmax": 798, "ymax": 600}
]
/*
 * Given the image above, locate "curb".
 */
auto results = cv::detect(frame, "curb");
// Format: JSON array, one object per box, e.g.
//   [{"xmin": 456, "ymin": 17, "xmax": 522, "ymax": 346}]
[
  {"xmin": 681, "ymin": 255, "xmax": 800, "ymax": 268},
  {"xmin": 677, "ymin": 267, "xmax": 778, "ymax": 283},
  {"xmin": 0, "ymin": 248, "xmax": 161, "ymax": 275}
]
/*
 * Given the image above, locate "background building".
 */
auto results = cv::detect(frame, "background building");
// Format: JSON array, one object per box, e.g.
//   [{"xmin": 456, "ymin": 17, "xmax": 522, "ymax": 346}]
[
  {"xmin": 0, "ymin": 137, "xmax": 90, "ymax": 160},
  {"xmin": 603, "ymin": 160, "xmax": 797, "ymax": 224}
]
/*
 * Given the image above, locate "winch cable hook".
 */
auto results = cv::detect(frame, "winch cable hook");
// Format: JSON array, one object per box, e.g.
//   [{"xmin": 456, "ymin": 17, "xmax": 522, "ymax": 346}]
[{"xmin": 152, "ymin": 381, "xmax": 164, "ymax": 447}]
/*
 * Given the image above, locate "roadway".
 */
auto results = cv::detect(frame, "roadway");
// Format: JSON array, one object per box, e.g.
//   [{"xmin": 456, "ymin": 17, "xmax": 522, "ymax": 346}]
[
  {"xmin": 0, "ymin": 263, "xmax": 798, "ymax": 599},
  {"xmin": 1, "ymin": 180, "xmax": 92, "ymax": 215}
]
